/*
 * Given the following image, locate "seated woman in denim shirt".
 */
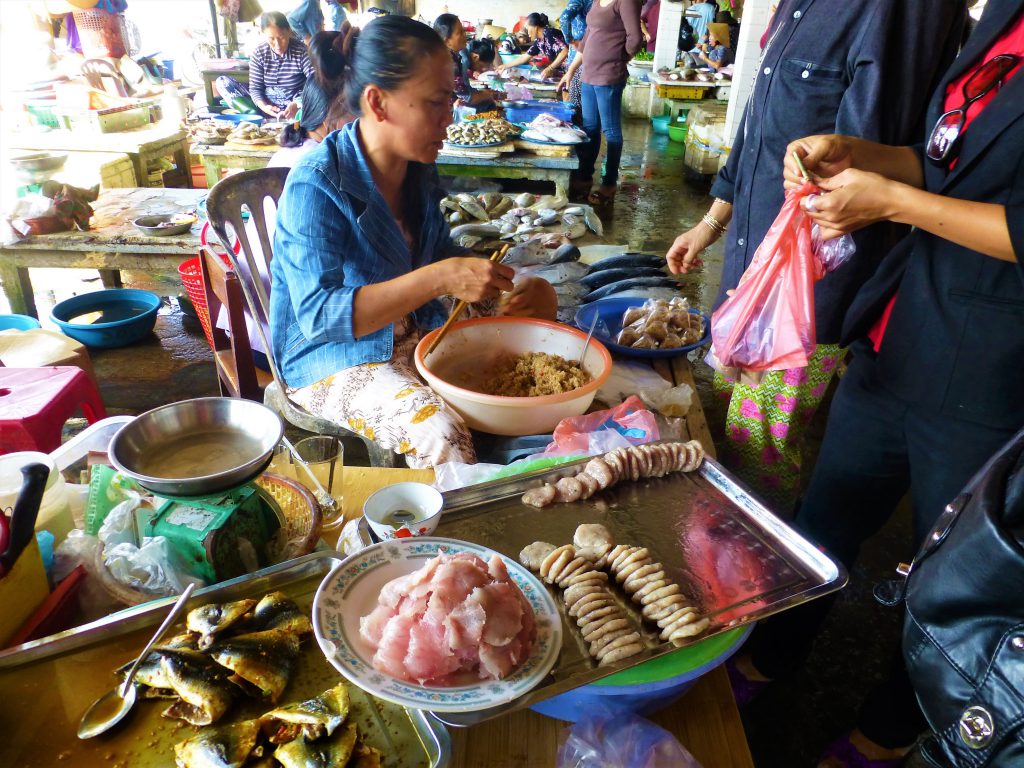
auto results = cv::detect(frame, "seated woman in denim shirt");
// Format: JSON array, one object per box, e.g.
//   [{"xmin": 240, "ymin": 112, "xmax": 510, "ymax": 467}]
[
  {"xmin": 699, "ymin": 23, "xmax": 734, "ymax": 71},
  {"xmin": 271, "ymin": 16, "xmax": 555, "ymax": 468}
]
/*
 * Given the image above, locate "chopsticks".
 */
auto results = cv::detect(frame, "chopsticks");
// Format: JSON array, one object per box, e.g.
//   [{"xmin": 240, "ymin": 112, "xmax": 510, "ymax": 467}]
[{"xmin": 424, "ymin": 243, "xmax": 510, "ymax": 358}]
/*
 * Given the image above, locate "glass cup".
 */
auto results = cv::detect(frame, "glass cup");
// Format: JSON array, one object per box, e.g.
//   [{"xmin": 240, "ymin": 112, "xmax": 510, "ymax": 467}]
[{"xmin": 292, "ymin": 436, "xmax": 344, "ymax": 531}]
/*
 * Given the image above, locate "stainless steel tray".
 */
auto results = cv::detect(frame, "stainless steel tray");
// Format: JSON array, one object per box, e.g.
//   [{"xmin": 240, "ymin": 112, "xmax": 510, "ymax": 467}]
[
  {"xmin": 0, "ymin": 551, "xmax": 451, "ymax": 768},
  {"xmin": 367, "ymin": 451, "xmax": 847, "ymax": 727}
]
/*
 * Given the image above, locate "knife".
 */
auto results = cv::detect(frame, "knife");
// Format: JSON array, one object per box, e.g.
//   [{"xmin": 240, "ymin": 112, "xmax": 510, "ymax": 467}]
[{"xmin": 0, "ymin": 463, "xmax": 49, "ymax": 578}]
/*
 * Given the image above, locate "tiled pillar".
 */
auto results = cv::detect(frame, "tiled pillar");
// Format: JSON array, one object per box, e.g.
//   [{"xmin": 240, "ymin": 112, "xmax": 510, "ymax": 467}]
[
  {"xmin": 725, "ymin": 0, "xmax": 774, "ymax": 141},
  {"xmin": 654, "ymin": 1, "xmax": 684, "ymax": 72}
]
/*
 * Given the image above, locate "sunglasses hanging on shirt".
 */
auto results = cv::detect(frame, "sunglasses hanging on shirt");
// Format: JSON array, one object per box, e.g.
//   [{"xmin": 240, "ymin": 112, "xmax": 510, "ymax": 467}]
[{"xmin": 926, "ymin": 53, "xmax": 1021, "ymax": 165}]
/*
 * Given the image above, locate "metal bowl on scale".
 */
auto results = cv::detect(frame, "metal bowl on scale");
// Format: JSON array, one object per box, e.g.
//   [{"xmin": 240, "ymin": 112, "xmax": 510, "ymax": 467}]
[{"xmin": 109, "ymin": 397, "xmax": 284, "ymax": 497}]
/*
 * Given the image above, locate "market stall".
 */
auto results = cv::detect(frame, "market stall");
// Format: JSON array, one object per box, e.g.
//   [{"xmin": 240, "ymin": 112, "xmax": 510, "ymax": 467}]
[{"xmin": 0, "ymin": 187, "xmax": 203, "ymax": 317}]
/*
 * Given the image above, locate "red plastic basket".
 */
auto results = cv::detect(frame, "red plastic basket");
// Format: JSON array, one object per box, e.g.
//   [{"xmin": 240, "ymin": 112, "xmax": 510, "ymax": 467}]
[{"xmin": 178, "ymin": 257, "xmax": 215, "ymax": 350}]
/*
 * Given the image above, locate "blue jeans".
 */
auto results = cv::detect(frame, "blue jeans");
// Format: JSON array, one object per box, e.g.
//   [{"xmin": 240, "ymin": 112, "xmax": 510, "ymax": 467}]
[{"xmin": 577, "ymin": 81, "xmax": 626, "ymax": 187}]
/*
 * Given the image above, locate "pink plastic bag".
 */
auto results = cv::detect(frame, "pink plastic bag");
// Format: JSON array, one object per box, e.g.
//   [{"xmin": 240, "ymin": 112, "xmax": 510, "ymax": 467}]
[
  {"xmin": 709, "ymin": 181, "xmax": 827, "ymax": 373},
  {"xmin": 542, "ymin": 395, "xmax": 659, "ymax": 457},
  {"xmin": 557, "ymin": 708, "xmax": 703, "ymax": 768}
]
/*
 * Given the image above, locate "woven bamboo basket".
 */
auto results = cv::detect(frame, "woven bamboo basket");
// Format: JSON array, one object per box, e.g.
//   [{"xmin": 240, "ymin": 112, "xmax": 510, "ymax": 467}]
[{"xmin": 94, "ymin": 474, "xmax": 322, "ymax": 607}]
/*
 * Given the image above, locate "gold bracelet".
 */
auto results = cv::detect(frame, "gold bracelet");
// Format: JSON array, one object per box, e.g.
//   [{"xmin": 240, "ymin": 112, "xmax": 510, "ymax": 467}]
[{"xmin": 701, "ymin": 212, "xmax": 727, "ymax": 235}]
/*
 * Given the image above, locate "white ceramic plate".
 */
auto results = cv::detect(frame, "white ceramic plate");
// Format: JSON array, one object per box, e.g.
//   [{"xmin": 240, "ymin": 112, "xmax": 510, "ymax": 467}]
[{"xmin": 313, "ymin": 537, "xmax": 562, "ymax": 712}]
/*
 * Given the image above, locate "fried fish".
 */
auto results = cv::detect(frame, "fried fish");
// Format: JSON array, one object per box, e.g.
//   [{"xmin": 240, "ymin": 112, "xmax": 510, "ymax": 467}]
[
  {"xmin": 247, "ymin": 591, "xmax": 313, "ymax": 637},
  {"xmin": 173, "ymin": 718, "xmax": 260, "ymax": 768},
  {"xmin": 258, "ymin": 683, "xmax": 350, "ymax": 744},
  {"xmin": 187, "ymin": 599, "xmax": 258, "ymax": 648},
  {"xmin": 207, "ymin": 629, "xmax": 300, "ymax": 702},
  {"xmin": 274, "ymin": 720, "xmax": 358, "ymax": 768},
  {"xmin": 160, "ymin": 649, "xmax": 237, "ymax": 726}
]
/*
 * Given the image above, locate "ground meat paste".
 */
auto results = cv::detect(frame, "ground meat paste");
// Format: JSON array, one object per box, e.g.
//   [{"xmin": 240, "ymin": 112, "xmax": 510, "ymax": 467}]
[{"xmin": 481, "ymin": 352, "xmax": 591, "ymax": 397}]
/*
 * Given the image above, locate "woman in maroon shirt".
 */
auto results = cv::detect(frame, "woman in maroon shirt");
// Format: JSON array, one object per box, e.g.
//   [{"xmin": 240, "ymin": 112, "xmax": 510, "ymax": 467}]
[{"xmin": 559, "ymin": 0, "xmax": 643, "ymax": 207}]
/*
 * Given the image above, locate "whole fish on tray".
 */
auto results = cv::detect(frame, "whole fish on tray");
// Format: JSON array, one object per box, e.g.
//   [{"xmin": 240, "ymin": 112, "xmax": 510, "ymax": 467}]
[
  {"xmin": 585, "ymin": 253, "xmax": 667, "ymax": 272},
  {"xmin": 188, "ymin": 598, "xmax": 258, "ymax": 649},
  {"xmin": 578, "ymin": 266, "xmax": 668, "ymax": 290},
  {"xmin": 243, "ymin": 591, "xmax": 314, "ymax": 637},
  {"xmin": 584, "ymin": 276, "xmax": 681, "ymax": 303}
]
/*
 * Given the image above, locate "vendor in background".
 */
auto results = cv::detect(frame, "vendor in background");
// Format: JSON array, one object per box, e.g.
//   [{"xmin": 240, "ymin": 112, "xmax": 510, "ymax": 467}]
[
  {"xmin": 686, "ymin": 0, "xmax": 717, "ymax": 47},
  {"xmin": 271, "ymin": 17, "xmax": 556, "ymax": 468},
  {"xmin": 433, "ymin": 14, "xmax": 499, "ymax": 111},
  {"xmin": 247, "ymin": 12, "xmax": 313, "ymax": 120},
  {"xmin": 641, "ymin": 0, "xmax": 660, "ymax": 52},
  {"xmin": 665, "ymin": 0, "xmax": 966, "ymax": 522},
  {"xmin": 497, "ymin": 13, "xmax": 569, "ymax": 80},
  {"xmin": 466, "ymin": 38, "xmax": 499, "ymax": 77},
  {"xmin": 559, "ymin": 0, "xmax": 644, "ymax": 207},
  {"xmin": 287, "ymin": 0, "xmax": 325, "ymax": 44},
  {"xmin": 698, "ymin": 23, "xmax": 733, "ymax": 70},
  {"xmin": 716, "ymin": 9, "xmax": 740, "ymax": 50},
  {"xmin": 559, "ymin": 0, "xmax": 593, "ymax": 110}
]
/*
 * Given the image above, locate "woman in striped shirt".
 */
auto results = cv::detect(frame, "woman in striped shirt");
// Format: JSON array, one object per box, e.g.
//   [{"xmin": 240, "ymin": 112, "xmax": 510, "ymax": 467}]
[{"xmin": 248, "ymin": 12, "xmax": 313, "ymax": 119}]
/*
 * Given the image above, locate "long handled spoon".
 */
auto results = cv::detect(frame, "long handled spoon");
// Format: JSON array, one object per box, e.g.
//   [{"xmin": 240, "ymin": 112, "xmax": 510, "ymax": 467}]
[
  {"xmin": 78, "ymin": 582, "xmax": 196, "ymax": 739},
  {"xmin": 577, "ymin": 312, "xmax": 599, "ymax": 367}
]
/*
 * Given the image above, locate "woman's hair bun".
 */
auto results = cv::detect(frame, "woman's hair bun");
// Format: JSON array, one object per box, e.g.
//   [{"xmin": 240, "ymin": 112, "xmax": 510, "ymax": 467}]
[
  {"xmin": 340, "ymin": 21, "xmax": 360, "ymax": 62},
  {"xmin": 310, "ymin": 29, "xmax": 348, "ymax": 95}
]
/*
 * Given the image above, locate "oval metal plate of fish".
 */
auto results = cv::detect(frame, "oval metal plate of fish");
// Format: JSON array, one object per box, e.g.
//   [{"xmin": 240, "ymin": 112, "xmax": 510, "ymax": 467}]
[{"xmin": 313, "ymin": 537, "xmax": 562, "ymax": 713}]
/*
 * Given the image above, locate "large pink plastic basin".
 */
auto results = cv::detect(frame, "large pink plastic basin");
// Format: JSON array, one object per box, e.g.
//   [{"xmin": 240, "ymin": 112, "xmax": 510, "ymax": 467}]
[{"xmin": 414, "ymin": 316, "xmax": 612, "ymax": 436}]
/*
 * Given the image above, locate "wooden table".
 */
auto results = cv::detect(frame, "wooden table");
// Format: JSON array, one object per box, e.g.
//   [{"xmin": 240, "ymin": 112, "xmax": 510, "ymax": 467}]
[
  {"xmin": 191, "ymin": 142, "xmax": 275, "ymax": 188},
  {"xmin": 4, "ymin": 124, "xmax": 192, "ymax": 189},
  {"xmin": 437, "ymin": 151, "xmax": 578, "ymax": 198},
  {"xmin": 312, "ymin": 357, "xmax": 752, "ymax": 768},
  {"xmin": 0, "ymin": 187, "xmax": 205, "ymax": 317}
]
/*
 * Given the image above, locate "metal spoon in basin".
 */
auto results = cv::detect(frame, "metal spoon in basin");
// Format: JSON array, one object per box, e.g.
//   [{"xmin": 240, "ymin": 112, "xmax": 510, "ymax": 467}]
[
  {"xmin": 77, "ymin": 583, "xmax": 195, "ymax": 740},
  {"xmin": 282, "ymin": 436, "xmax": 338, "ymax": 513},
  {"xmin": 577, "ymin": 313, "xmax": 599, "ymax": 367}
]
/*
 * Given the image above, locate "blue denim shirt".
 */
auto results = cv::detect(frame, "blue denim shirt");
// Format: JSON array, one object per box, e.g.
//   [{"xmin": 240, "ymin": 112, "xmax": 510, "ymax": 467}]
[{"xmin": 270, "ymin": 121, "xmax": 459, "ymax": 389}]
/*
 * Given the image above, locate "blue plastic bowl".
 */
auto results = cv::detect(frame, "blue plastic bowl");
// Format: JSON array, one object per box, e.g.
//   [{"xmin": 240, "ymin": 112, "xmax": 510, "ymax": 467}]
[
  {"xmin": 574, "ymin": 297, "xmax": 710, "ymax": 360},
  {"xmin": 531, "ymin": 625, "xmax": 751, "ymax": 721},
  {"xmin": 50, "ymin": 289, "xmax": 161, "ymax": 349},
  {"xmin": 651, "ymin": 114, "xmax": 671, "ymax": 135},
  {"xmin": 0, "ymin": 314, "xmax": 42, "ymax": 331}
]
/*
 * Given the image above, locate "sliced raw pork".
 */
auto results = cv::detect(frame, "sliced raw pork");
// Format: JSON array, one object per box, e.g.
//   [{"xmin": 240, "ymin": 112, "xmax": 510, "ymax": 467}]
[{"xmin": 360, "ymin": 553, "xmax": 537, "ymax": 685}]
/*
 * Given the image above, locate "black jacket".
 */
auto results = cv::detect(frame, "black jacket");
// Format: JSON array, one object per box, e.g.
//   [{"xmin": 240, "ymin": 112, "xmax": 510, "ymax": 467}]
[
  {"xmin": 710, "ymin": 0, "xmax": 966, "ymax": 343},
  {"xmin": 842, "ymin": 0, "xmax": 1024, "ymax": 431}
]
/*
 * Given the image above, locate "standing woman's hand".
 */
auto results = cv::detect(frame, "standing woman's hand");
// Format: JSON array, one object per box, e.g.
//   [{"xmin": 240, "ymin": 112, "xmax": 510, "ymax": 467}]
[
  {"xmin": 801, "ymin": 169, "xmax": 899, "ymax": 239},
  {"xmin": 784, "ymin": 135, "xmax": 856, "ymax": 188}
]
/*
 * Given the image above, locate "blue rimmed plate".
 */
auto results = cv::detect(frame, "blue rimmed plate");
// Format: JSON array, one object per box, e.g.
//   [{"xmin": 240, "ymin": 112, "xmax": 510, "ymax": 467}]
[
  {"xmin": 574, "ymin": 297, "xmax": 710, "ymax": 359},
  {"xmin": 312, "ymin": 537, "xmax": 562, "ymax": 713}
]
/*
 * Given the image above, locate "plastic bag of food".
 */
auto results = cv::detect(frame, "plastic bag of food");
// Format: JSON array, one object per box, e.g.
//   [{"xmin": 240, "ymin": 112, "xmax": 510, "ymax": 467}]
[
  {"xmin": 811, "ymin": 221, "xmax": 856, "ymax": 274},
  {"xmin": 557, "ymin": 708, "xmax": 703, "ymax": 768},
  {"xmin": 543, "ymin": 395, "xmax": 659, "ymax": 457},
  {"xmin": 709, "ymin": 181, "xmax": 825, "ymax": 373}
]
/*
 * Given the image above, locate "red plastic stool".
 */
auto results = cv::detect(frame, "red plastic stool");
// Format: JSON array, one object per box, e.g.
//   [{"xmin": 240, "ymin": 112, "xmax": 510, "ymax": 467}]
[{"xmin": 0, "ymin": 367, "xmax": 108, "ymax": 455}]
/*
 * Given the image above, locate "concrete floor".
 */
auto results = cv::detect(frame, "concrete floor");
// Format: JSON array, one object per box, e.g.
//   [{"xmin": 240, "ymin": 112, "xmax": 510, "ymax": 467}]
[{"xmin": 7, "ymin": 118, "xmax": 919, "ymax": 767}]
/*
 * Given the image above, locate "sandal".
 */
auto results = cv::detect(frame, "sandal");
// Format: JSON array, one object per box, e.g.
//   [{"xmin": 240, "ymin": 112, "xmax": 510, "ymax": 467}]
[
  {"xmin": 818, "ymin": 733, "xmax": 911, "ymax": 768},
  {"xmin": 587, "ymin": 185, "xmax": 616, "ymax": 207},
  {"xmin": 568, "ymin": 179, "xmax": 592, "ymax": 203}
]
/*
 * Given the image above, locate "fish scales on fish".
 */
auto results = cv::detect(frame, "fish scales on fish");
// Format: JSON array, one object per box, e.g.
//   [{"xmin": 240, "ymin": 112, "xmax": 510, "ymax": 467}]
[
  {"xmin": 579, "ymin": 266, "xmax": 668, "ymax": 290},
  {"xmin": 585, "ymin": 276, "xmax": 681, "ymax": 302},
  {"xmin": 503, "ymin": 239, "xmax": 581, "ymax": 268},
  {"xmin": 118, "ymin": 632, "xmax": 199, "ymax": 694},
  {"xmin": 187, "ymin": 598, "xmax": 257, "ymax": 649},
  {"xmin": 517, "ymin": 261, "xmax": 588, "ymax": 285},
  {"xmin": 237, "ymin": 591, "xmax": 313, "ymax": 637}
]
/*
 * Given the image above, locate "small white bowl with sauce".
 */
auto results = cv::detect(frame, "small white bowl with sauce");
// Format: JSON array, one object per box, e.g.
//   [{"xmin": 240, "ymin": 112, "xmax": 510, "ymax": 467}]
[{"xmin": 363, "ymin": 482, "xmax": 444, "ymax": 540}]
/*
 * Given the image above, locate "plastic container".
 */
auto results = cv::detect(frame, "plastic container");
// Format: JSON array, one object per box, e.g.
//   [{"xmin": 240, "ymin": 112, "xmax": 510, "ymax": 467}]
[
  {"xmin": 668, "ymin": 122, "xmax": 689, "ymax": 143},
  {"xmin": 0, "ymin": 314, "xmax": 42, "ymax": 331},
  {"xmin": 0, "ymin": 452, "xmax": 74, "ymax": 546},
  {"xmin": 531, "ymin": 625, "xmax": 751, "ymax": 721},
  {"xmin": 49, "ymin": 415, "xmax": 135, "ymax": 476},
  {"xmin": 55, "ymin": 104, "xmax": 151, "ymax": 133},
  {"xmin": 178, "ymin": 257, "xmax": 216, "ymax": 349},
  {"xmin": 414, "ymin": 316, "xmax": 612, "ymax": 436},
  {"xmin": 72, "ymin": 9, "xmax": 127, "ymax": 59},
  {"xmin": 501, "ymin": 100, "xmax": 575, "ymax": 125},
  {"xmin": 25, "ymin": 103, "xmax": 60, "ymax": 129},
  {"xmin": 651, "ymin": 114, "xmax": 671, "ymax": 135},
  {"xmin": 50, "ymin": 288, "xmax": 161, "ymax": 349}
]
